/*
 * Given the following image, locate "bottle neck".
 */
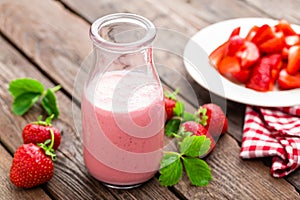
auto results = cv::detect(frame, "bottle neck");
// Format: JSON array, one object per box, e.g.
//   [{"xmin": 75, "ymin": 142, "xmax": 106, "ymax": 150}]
[
  {"xmin": 90, "ymin": 13, "xmax": 156, "ymax": 53},
  {"xmin": 92, "ymin": 45, "xmax": 153, "ymax": 72}
]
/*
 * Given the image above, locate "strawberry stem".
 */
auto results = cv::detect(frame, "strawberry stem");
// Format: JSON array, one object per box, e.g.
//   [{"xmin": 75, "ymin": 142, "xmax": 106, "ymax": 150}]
[
  {"xmin": 48, "ymin": 129, "xmax": 55, "ymax": 150},
  {"xmin": 37, "ymin": 129, "xmax": 56, "ymax": 161},
  {"xmin": 51, "ymin": 85, "xmax": 61, "ymax": 93},
  {"xmin": 164, "ymin": 88, "xmax": 180, "ymax": 100},
  {"xmin": 33, "ymin": 114, "xmax": 54, "ymax": 126}
]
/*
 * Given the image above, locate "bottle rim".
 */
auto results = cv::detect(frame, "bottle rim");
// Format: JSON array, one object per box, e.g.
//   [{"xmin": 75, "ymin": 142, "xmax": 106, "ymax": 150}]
[{"xmin": 90, "ymin": 13, "xmax": 156, "ymax": 52}]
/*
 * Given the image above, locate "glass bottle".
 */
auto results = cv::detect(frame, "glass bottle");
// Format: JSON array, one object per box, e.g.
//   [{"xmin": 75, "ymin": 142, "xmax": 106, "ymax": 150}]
[{"xmin": 81, "ymin": 13, "xmax": 165, "ymax": 189}]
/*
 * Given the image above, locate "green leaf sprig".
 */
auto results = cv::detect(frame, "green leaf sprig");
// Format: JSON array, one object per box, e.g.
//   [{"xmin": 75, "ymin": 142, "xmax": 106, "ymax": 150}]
[
  {"xmin": 160, "ymin": 89, "xmax": 213, "ymax": 187},
  {"xmin": 8, "ymin": 78, "xmax": 61, "ymax": 118},
  {"xmin": 159, "ymin": 135, "xmax": 212, "ymax": 186}
]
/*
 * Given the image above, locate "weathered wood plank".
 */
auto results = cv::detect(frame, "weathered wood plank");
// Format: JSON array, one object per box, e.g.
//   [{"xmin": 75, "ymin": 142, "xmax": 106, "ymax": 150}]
[
  {"xmin": 57, "ymin": 0, "xmax": 300, "ymax": 195},
  {"xmin": 0, "ymin": 0, "xmax": 299, "ymax": 198},
  {"xmin": 242, "ymin": 0, "xmax": 300, "ymax": 24},
  {"xmin": 151, "ymin": 0, "xmax": 266, "ymax": 28},
  {"xmin": 60, "ymin": 0, "xmax": 202, "ymax": 35},
  {"xmin": 0, "ymin": 35, "xmax": 178, "ymax": 199},
  {"xmin": 173, "ymin": 134, "xmax": 300, "ymax": 199},
  {"xmin": 0, "ymin": 0, "xmax": 91, "ymax": 97},
  {"xmin": 0, "ymin": 144, "xmax": 51, "ymax": 200}
]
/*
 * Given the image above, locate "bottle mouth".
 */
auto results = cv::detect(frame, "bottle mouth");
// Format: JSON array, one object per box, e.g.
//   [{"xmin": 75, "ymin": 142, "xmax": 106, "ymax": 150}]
[{"xmin": 90, "ymin": 13, "xmax": 156, "ymax": 52}]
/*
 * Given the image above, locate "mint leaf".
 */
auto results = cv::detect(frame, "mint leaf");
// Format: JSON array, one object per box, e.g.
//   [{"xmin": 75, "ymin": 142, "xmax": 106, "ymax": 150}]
[
  {"xmin": 41, "ymin": 89, "xmax": 60, "ymax": 118},
  {"xmin": 165, "ymin": 118, "xmax": 181, "ymax": 137},
  {"xmin": 180, "ymin": 135, "xmax": 210, "ymax": 157},
  {"xmin": 159, "ymin": 152, "xmax": 182, "ymax": 186},
  {"xmin": 173, "ymin": 101, "xmax": 184, "ymax": 117},
  {"xmin": 12, "ymin": 93, "xmax": 41, "ymax": 115},
  {"xmin": 8, "ymin": 78, "xmax": 44, "ymax": 98},
  {"xmin": 183, "ymin": 157, "xmax": 212, "ymax": 186}
]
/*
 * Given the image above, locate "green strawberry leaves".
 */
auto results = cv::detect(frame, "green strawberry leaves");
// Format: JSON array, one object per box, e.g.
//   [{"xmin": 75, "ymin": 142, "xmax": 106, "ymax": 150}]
[
  {"xmin": 183, "ymin": 157, "xmax": 212, "ymax": 186},
  {"xmin": 41, "ymin": 89, "xmax": 60, "ymax": 118},
  {"xmin": 8, "ymin": 78, "xmax": 44, "ymax": 97},
  {"xmin": 12, "ymin": 93, "xmax": 41, "ymax": 115},
  {"xmin": 159, "ymin": 153, "xmax": 182, "ymax": 186},
  {"xmin": 180, "ymin": 135, "xmax": 211, "ymax": 157},
  {"xmin": 173, "ymin": 101, "xmax": 184, "ymax": 117},
  {"xmin": 165, "ymin": 118, "xmax": 181, "ymax": 137},
  {"xmin": 159, "ymin": 135, "xmax": 212, "ymax": 187},
  {"xmin": 8, "ymin": 78, "xmax": 61, "ymax": 118}
]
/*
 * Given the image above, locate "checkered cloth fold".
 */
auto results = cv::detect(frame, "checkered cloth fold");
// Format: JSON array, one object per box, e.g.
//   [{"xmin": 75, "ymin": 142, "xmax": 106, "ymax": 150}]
[{"xmin": 240, "ymin": 105, "xmax": 300, "ymax": 177}]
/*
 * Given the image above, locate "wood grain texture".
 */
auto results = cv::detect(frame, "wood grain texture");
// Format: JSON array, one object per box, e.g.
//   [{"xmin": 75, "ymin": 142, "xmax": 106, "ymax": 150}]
[
  {"xmin": 59, "ymin": 0, "xmax": 300, "ymax": 194},
  {"xmin": 0, "ymin": 0, "xmax": 299, "ymax": 199},
  {"xmin": 0, "ymin": 35, "xmax": 178, "ymax": 200},
  {"xmin": 153, "ymin": 0, "xmax": 265, "ymax": 28},
  {"xmin": 0, "ymin": 0, "xmax": 91, "ymax": 97},
  {"xmin": 243, "ymin": 0, "xmax": 300, "ymax": 23},
  {"xmin": 0, "ymin": 145, "xmax": 51, "ymax": 200}
]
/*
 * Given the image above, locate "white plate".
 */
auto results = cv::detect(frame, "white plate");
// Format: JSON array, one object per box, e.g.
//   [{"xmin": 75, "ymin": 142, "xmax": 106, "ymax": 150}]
[{"xmin": 183, "ymin": 17, "xmax": 300, "ymax": 107}]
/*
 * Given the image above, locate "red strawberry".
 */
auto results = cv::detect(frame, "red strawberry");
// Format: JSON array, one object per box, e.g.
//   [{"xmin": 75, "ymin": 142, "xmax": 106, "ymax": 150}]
[
  {"xmin": 164, "ymin": 89, "xmax": 179, "ymax": 121},
  {"xmin": 10, "ymin": 134, "xmax": 56, "ymax": 188},
  {"xmin": 199, "ymin": 103, "xmax": 228, "ymax": 137},
  {"xmin": 22, "ymin": 115, "xmax": 61, "ymax": 150},
  {"xmin": 181, "ymin": 121, "xmax": 216, "ymax": 156},
  {"xmin": 181, "ymin": 121, "xmax": 208, "ymax": 136}
]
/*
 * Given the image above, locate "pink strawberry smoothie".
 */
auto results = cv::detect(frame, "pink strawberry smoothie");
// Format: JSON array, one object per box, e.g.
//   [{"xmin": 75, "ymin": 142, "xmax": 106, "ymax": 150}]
[{"xmin": 81, "ymin": 70, "xmax": 164, "ymax": 186}]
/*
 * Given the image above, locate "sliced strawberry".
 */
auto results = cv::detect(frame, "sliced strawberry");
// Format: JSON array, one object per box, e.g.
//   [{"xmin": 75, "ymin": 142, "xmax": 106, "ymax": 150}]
[
  {"xmin": 209, "ymin": 41, "xmax": 228, "ymax": 68},
  {"xmin": 286, "ymin": 45, "xmax": 300, "ymax": 75},
  {"xmin": 225, "ymin": 35, "xmax": 245, "ymax": 56},
  {"xmin": 217, "ymin": 56, "xmax": 241, "ymax": 83},
  {"xmin": 245, "ymin": 25, "xmax": 259, "ymax": 41},
  {"xmin": 232, "ymin": 69, "xmax": 251, "ymax": 83},
  {"xmin": 236, "ymin": 41, "xmax": 260, "ymax": 69},
  {"xmin": 251, "ymin": 24, "xmax": 276, "ymax": 46},
  {"xmin": 229, "ymin": 26, "xmax": 241, "ymax": 38},
  {"xmin": 275, "ymin": 19, "xmax": 297, "ymax": 36},
  {"xmin": 259, "ymin": 32, "xmax": 286, "ymax": 53},
  {"xmin": 281, "ymin": 47, "xmax": 289, "ymax": 60},
  {"xmin": 278, "ymin": 69, "xmax": 300, "ymax": 90},
  {"xmin": 268, "ymin": 54, "xmax": 283, "ymax": 80},
  {"xmin": 246, "ymin": 56, "xmax": 274, "ymax": 91},
  {"xmin": 285, "ymin": 35, "xmax": 300, "ymax": 47}
]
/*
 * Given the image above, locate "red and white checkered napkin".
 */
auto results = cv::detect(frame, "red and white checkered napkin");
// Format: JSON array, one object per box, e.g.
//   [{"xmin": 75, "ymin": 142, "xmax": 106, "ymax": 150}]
[{"xmin": 240, "ymin": 105, "xmax": 300, "ymax": 177}]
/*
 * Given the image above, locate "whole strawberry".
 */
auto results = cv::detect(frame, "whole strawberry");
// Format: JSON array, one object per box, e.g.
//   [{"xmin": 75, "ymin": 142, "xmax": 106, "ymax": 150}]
[
  {"xmin": 164, "ymin": 89, "xmax": 179, "ymax": 121},
  {"xmin": 199, "ymin": 103, "xmax": 228, "ymax": 137},
  {"xmin": 22, "ymin": 115, "xmax": 61, "ymax": 150},
  {"xmin": 10, "ymin": 133, "xmax": 56, "ymax": 188},
  {"xmin": 181, "ymin": 121, "xmax": 216, "ymax": 156},
  {"xmin": 181, "ymin": 121, "xmax": 208, "ymax": 136}
]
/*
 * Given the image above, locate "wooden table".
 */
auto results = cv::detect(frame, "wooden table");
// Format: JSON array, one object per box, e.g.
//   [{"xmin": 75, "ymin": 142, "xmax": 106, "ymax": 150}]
[{"xmin": 0, "ymin": 0, "xmax": 299, "ymax": 199}]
